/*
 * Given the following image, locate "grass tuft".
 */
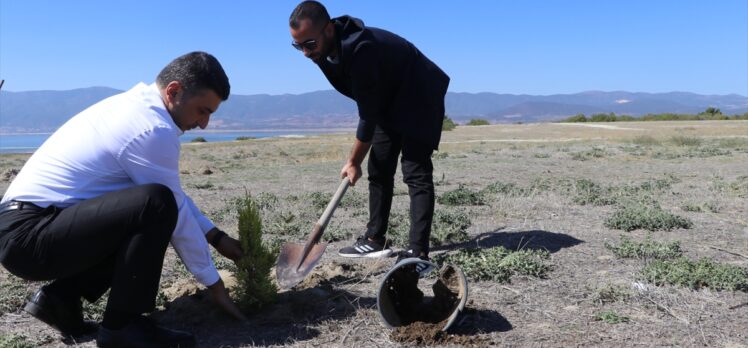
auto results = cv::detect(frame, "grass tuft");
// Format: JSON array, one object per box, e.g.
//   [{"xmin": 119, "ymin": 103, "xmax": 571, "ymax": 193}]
[
  {"xmin": 573, "ymin": 179, "xmax": 616, "ymax": 206},
  {"xmin": 594, "ymin": 310, "xmax": 630, "ymax": 324},
  {"xmin": 0, "ymin": 334, "xmax": 36, "ymax": 348},
  {"xmin": 591, "ymin": 283, "xmax": 631, "ymax": 305},
  {"xmin": 604, "ymin": 235, "xmax": 682, "ymax": 259},
  {"xmin": 680, "ymin": 201, "xmax": 720, "ymax": 213},
  {"xmin": 434, "ymin": 246, "xmax": 551, "ymax": 282},
  {"xmin": 629, "ymin": 135, "xmax": 661, "ymax": 146},
  {"xmin": 0, "ymin": 277, "xmax": 32, "ymax": 316},
  {"xmin": 670, "ymin": 135, "xmax": 701, "ymax": 146},
  {"xmin": 438, "ymin": 184, "xmax": 485, "ymax": 206},
  {"xmin": 640, "ymin": 257, "xmax": 748, "ymax": 291},
  {"xmin": 430, "ymin": 209, "xmax": 472, "ymax": 246},
  {"xmin": 604, "ymin": 202, "xmax": 692, "ymax": 232}
]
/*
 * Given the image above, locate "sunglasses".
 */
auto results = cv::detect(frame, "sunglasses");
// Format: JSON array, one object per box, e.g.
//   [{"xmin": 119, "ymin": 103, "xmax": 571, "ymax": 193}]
[{"xmin": 292, "ymin": 39, "xmax": 318, "ymax": 51}]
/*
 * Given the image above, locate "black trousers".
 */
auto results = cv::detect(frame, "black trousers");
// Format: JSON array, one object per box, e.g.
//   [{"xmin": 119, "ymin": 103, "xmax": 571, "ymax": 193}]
[
  {"xmin": 364, "ymin": 126, "xmax": 435, "ymax": 255},
  {"xmin": 0, "ymin": 184, "xmax": 177, "ymax": 314}
]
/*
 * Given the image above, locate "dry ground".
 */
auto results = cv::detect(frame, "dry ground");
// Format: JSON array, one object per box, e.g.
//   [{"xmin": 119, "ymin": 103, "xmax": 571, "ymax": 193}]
[{"xmin": 1, "ymin": 120, "xmax": 747, "ymax": 347}]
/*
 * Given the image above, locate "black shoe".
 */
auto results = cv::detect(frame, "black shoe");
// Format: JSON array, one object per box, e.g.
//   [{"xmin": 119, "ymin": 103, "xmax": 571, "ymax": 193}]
[
  {"xmin": 395, "ymin": 250, "xmax": 434, "ymax": 277},
  {"xmin": 97, "ymin": 316, "xmax": 196, "ymax": 348},
  {"xmin": 23, "ymin": 286, "xmax": 98, "ymax": 337},
  {"xmin": 338, "ymin": 236, "xmax": 393, "ymax": 258}
]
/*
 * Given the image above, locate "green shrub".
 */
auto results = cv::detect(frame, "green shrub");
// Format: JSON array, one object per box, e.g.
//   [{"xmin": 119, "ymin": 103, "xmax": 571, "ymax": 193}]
[
  {"xmin": 254, "ymin": 192, "xmax": 279, "ymax": 210},
  {"xmin": 729, "ymin": 176, "xmax": 748, "ymax": 198},
  {"xmin": 432, "ymin": 151, "xmax": 449, "ymax": 159},
  {"xmin": 482, "ymin": 181, "xmax": 522, "ymax": 196},
  {"xmin": 570, "ymin": 147, "xmax": 607, "ymax": 161},
  {"xmin": 717, "ymin": 138, "xmax": 748, "ymax": 149},
  {"xmin": 83, "ymin": 291, "xmax": 109, "ymax": 321},
  {"xmin": 595, "ymin": 310, "xmax": 630, "ymax": 324},
  {"xmin": 264, "ymin": 210, "xmax": 305, "ymax": 238},
  {"xmin": 562, "ymin": 114, "xmax": 587, "ymax": 122},
  {"xmin": 641, "ymin": 257, "xmax": 748, "ymax": 291},
  {"xmin": 339, "ymin": 190, "xmax": 366, "ymax": 209},
  {"xmin": 191, "ymin": 136, "xmax": 207, "ymax": 143},
  {"xmin": 604, "ymin": 202, "xmax": 692, "ymax": 232},
  {"xmin": 192, "ymin": 182, "xmax": 214, "ymax": 190},
  {"xmin": 306, "ymin": 191, "xmax": 332, "ymax": 211},
  {"xmin": 680, "ymin": 201, "xmax": 720, "ymax": 213},
  {"xmin": 0, "ymin": 334, "xmax": 36, "ymax": 348},
  {"xmin": 434, "ymin": 246, "xmax": 551, "ymax": 282},
  {"xmin": 591, "ymin": 283, "xmax": 631, "ymax": 304},
  {"xmin": 466, "ymin": 118, "xmax": 490, "ymax": 126},
  {"xmin": 573, "ymin": 179, "xmax": 616, "ymax": 206},
  {"xmin": 670, "ymin": 135, "xmax": 701, "ymax": 147},
  {"xmin": 438, "ymin": 185, "xmax": 485, "ymax": 206},
  {"xmin": 604, "ymin": 235, "xmax": 682, "ymax": 259},
  {"xmin": 590, "ymin": 113, "xmax": 618, "ymax": 122},
  {"xmin": 0, "ymin": 278, "xmax": 31, "ymax": 315},
  {"xmin": 629, "ymin": 135, "xmax": 661, "ymax": 146},
  {"xmin": 236, "ymin": 136, "xmax": 255, "ymax": 141},
  {"xmin": 442, "ymin": 115, "xmax": 457, "ymax": 131},
  {"xmin": 430, "ymin": 209, "xmax": 472, "ymax": 246},
  {"xmin": 234, "ymin": 196, "xmax": 279, "ymax": 312},
  {"xmin": 385, "ymin": 212, "xmax": 410, "ymax": 248}
]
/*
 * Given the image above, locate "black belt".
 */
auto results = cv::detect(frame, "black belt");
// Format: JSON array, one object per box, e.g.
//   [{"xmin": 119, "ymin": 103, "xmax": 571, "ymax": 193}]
[{"xmin": 0, "ymin": 201, "xmax": 43, "ymax": 214}]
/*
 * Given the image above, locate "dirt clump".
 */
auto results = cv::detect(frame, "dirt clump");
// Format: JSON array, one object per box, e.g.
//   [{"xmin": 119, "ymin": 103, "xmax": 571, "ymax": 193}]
[{"xmin": 390, "ymin": 320, "xmax": 491, "ymax": 346}]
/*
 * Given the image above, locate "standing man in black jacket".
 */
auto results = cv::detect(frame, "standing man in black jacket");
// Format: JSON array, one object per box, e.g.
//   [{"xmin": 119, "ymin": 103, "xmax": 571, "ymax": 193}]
[{"xmin": 289, "ymin": 1, "xmax": 450, "ymax": 265}]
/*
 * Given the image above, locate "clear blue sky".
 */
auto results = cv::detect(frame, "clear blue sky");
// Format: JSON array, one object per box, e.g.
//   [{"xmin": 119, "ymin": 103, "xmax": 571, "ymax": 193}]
[{"xmin": 1, "ymin": 0, "xmax": 746, "ymax": 96}]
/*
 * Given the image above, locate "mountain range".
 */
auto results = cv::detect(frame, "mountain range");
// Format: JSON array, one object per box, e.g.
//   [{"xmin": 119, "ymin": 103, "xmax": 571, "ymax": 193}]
[{"xmin": 1, "ymin": 87, "xmax": 746, "ymax": 132}]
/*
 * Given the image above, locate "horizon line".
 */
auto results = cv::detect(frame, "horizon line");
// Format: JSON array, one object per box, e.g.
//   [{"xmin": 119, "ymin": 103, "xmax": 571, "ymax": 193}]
[{"xmin": 0, "ymin": 87, "xmax": 746, "ymax": 98}]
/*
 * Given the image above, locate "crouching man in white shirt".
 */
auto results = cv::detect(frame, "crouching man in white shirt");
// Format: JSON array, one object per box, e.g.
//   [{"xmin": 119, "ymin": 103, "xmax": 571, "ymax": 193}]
[{"xmin": 0, "ymin": 51, "xmax": 246, "ymax": 348}]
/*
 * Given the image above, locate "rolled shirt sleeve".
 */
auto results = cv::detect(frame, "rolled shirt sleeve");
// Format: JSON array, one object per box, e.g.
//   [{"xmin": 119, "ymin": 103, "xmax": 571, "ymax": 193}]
[{"xmin": 116, "ymin": 126, "xmax": 220, "ymax": 286}]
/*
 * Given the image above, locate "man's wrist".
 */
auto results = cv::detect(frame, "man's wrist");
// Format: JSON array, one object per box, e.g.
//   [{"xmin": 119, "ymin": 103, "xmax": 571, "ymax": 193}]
[{"xmin": 209, "ymin": 230, "xmax": 228, "ymax": 248}]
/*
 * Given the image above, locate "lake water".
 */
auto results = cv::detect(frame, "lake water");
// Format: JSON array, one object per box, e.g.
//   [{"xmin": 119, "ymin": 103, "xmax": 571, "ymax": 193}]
[{"xmin": 0, "ymin": 129, "xmax": 349, "ymax": 154}]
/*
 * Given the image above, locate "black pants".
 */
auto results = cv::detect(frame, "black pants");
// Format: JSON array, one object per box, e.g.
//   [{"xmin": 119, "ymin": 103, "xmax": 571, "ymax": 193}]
[
  {"xmin": 0, "ymin": 184, "xmax": 177, "ymax": 314},
  {"xmin": 364, "ymin": 126, "xmax": 435, "ymax": 256}
]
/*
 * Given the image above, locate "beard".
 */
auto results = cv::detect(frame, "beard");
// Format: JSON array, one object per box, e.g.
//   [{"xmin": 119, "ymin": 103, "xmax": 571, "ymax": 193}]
[{"xmin": 310, "ymin": 34, "xmax": 335, "ymax": 64}]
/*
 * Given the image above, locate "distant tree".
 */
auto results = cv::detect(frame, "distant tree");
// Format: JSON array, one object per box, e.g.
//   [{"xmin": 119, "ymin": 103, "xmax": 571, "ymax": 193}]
[
  {"xmin": 702, "ymin": 107, "xmax": 722, "ymax": 115},
  {"xmin": 191, "ymin": 137, "xmax": 207, "ymax": 143},
  {"xmin": 442, "ymin": 115, "xmax": 457, "ymax": 131},
  {"xmin": 590, "ymin": 112, "xmax": 617, "ymax": 122},
  {"xmin": 466, "ymin": 118, "xmax": 490, "ymax": 126},
  {"xmin": 563, "ymin": 114, "xmax": 587, "ymax": 122}
]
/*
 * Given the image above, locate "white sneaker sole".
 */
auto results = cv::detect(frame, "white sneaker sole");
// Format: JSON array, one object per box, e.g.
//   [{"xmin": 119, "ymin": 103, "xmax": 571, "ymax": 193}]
[{"xmin": 339, "ymin": 249, "xmax": 394, "ymax": 258}]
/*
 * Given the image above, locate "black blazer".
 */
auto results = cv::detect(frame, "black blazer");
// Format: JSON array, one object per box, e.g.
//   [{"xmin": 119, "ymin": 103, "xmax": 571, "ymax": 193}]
[{"xmin": 317, "ymin": 16, "xmax": 450, "ymax": 150}]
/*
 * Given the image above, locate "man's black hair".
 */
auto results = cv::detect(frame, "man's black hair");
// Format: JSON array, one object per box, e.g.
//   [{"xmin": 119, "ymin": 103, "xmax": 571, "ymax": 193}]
[
  {"xmin": 156, "ymin": 51, "xmax": 230, "ymax": 101},
  {"xmin": 289, "ymin": 1, "xmax": 330, "ymax": 29}
]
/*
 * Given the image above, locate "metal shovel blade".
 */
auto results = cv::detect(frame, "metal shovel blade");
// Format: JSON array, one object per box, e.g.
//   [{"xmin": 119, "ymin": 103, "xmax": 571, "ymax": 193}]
[
  {"xmin": 276, "ymin": 241, "xmax": 328, "ymax": 289},
  {"xmin": 275, "ymin": 178, "xmax": 349, "ymax": 289}
]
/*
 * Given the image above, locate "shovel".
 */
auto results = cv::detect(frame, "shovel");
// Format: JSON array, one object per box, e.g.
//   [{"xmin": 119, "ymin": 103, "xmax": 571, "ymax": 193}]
[{"xmin": 276, "ymin": 178, "xmax": 350, "ymax": 289}]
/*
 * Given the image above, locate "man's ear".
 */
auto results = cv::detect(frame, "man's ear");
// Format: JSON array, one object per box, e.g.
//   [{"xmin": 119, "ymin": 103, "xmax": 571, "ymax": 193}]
[
  {"xmin": 164, "ymin": 81, "xmax": 183, "ymax": 104},
  {"xmin": 324, "ymin": 21, "xmax": 334, "ymax": 36}
]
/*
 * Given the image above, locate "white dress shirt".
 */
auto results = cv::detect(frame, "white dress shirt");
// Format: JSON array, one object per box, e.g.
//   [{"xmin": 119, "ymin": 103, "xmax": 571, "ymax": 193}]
[{"xmin": 1, "ymin": 83, "xmax": 219, "ymax": 286}]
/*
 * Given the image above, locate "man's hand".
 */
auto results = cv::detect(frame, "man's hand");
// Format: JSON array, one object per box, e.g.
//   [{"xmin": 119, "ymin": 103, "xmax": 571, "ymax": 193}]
[
  {"xmin": 207, "ymin": 278, "xmax": 248, "ymax": 322},
  {"xmin": 206, "ymin": 228, "xmax": 244, "ymax": 263},
  {"xmin": 340, "ymin": 161, "xmax": 363, "ymax": 186},
  {"xmin": 341, "ymin": 139, "xmax": 371, "ymax": 186}
]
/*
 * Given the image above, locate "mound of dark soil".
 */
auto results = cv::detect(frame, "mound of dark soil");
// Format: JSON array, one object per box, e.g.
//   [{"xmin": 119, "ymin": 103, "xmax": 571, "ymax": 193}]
[{"xmin": 383, "ymin": 264, "xmax": 486, "ymax": 345}]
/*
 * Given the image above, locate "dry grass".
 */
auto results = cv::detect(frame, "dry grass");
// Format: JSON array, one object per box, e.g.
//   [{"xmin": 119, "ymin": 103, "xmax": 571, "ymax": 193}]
[{"xmin": 1, "ymin": 120, "xmax": 747, "ymax": 347}]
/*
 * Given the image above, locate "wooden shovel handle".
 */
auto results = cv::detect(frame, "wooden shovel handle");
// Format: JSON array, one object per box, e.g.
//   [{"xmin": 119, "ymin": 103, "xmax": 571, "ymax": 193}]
[{"xmin": 307, "ymin": 178, "xmax": 349, "ymax": 245}]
